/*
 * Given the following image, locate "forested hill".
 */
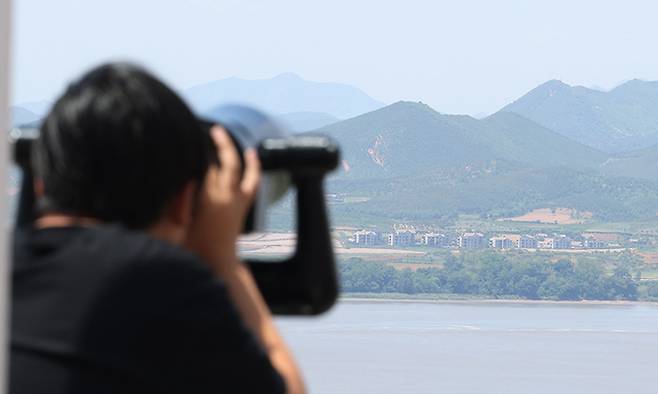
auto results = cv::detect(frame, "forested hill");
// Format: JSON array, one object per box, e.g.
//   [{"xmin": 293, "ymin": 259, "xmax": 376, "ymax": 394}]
[
  {"xmin": 600, "ymin": 143, "xmax": 658, "ymax": 182},
  {"xmin": 502, "ymin": 79, "xmax": 658, "ymax": 153},
  {"xmin": 316, "ymin": 101, "xmax": 658, "ymax": 222},
  {"xmin": 317, "ymin": 101, "xmax": 606, "ymax": 180}
]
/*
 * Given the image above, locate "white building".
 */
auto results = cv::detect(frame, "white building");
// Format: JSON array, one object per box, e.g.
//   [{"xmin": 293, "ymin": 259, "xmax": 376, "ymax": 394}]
[
  {"xmin": 422, "ymin": 233, "xmax": 450, "ymax": 247},
  {"xmin": 584, "ymin": 238, "xmax": 607, "ymax": 249},
  {"xmin": 553, "ymin": 235, "xmax": 572, "ymax": 249},
  {"xmin": 537, "ymin": 238, "xmax": 554, "ymax": 249},
  {"xmin": 387, "ymin": 230, "xmax": 416, "ymax": 246},
  {"xmin": 459, "ymin": 232, "xmax": 486, "ymax": 249},
  {"xmin": 489, "ymin": 236, "xmax": 515, "ymax": 249},
  {"xmin": 518, "ymin": 235, "xmax": 537, "ymax": 249},
  {"xmin": 353, "ymin": 230, "xmax": 379, "ymax": 246}
]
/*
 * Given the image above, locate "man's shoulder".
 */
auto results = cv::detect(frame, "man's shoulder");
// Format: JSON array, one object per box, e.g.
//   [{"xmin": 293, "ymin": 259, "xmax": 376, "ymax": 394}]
[
  {"xmin": 14, "ymin": 224, "xmax": 209, "ymax": 276},
  {"xmin": 12, "ymin": 225, "xmax": 229, "ymax": 348},
  {"xmin": 12, "ymin": 224, "xmax": 222, "ymax": 322}
]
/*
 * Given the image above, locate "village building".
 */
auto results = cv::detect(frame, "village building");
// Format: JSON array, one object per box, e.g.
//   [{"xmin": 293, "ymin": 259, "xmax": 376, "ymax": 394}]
[
  {"xmin": 422, "ymin": 233, "xmax": 450, "ymax": 247},
  {"xmin": 489, "ymin": 236, "xmax": 515, "ymax": 249},
  {"xmin": 387, "ymin": 229, "xmax": 416, "ymax": 246},
  {"xmin": 584, "ymin": 238, "xmax": 608, "ymax": 249},
  {"xmin": 459, "ymin": 232, "xmax": 486, "ymax": 249},
  {"xmin": 518, "ymin": 235, "xmax": 537, "ymax": 249},
  {"xmin": 537, "ymin": 238, "xmax": 554, "ymax": 249},
  {"xmin": 553, "ymin": 235, "xmax": 572, "ymax": 249},
  {"xmin": 353, "ymin": 230, "xmax": 379, "ymax": 246}
]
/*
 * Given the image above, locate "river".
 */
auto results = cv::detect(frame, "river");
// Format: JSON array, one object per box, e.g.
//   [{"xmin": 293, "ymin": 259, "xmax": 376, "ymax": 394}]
[{"xmin": 276, "ymin": 300, "xmax": 658, "ymax": 394}]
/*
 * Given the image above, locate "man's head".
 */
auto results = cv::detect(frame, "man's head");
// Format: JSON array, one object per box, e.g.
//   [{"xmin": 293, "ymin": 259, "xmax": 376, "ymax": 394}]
[{"xmin": 34, "ymin": 63, "xmax": 214, "ymax": 231}]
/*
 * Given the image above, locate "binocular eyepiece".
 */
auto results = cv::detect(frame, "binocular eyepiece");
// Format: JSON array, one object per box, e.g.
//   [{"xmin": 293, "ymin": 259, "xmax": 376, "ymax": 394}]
[{"xmin": 13, "ymin": 105, "xmax": 341, "ymax": 316}]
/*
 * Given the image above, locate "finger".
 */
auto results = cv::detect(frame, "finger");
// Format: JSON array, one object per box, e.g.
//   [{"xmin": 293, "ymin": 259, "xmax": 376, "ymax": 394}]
[
  {"xmin": 210, "ymin": 126, "xmax": 241, "ymax": 188},
  {"xmin": 240, "ymin": 148, "xmax": 261, "ymax": 200}
]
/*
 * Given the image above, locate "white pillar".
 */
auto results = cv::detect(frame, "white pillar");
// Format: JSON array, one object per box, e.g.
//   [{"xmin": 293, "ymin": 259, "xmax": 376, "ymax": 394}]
[{"xmin": 0, "ymin": 0, "xmax": 12, "ymax": 391}]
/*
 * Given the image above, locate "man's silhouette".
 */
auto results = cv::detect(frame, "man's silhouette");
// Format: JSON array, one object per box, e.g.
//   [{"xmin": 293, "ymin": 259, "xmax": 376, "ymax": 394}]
[{"xmin": 10, "ymin": 63, "xmax": 305, "ymax": 394}]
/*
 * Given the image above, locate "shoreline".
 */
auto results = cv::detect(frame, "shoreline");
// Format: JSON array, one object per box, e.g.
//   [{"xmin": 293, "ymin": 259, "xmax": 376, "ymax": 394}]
[{"xmin": 339, "ymin": 293, "xmax": 658, "ymax": 307}]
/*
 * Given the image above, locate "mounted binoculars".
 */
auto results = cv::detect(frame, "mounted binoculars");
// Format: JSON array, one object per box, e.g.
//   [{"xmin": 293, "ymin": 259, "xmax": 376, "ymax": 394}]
[{"xmin": 12, "ymin": 105, "xmax": 340, "ymax": 316}]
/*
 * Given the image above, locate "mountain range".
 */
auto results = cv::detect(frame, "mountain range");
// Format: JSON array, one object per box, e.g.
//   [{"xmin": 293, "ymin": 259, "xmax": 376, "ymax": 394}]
[
  {"xmin": 11, "ymin": 73, "xmax": 383, "ymax": 132},
  {"xmin": 320, "ymin": 101, "xmax": 606, "ymax": 180},
  {"xmin": 317, "ymin": 101, "xmax": 658, "ymax": 222},
  {"xmin": 183, "ymin": 72, "xmax": 385, "ymax": 120},
  {"xmin": 17, "ymin": 76, "xmax": 658, "ymax": 149},
  {"xmin": 502, "ymin": 79, "xmax": 658, "ymax": 153},
  {"xmin": 13, "ymin": 74, "xmax": 658, "ymax": 223}
]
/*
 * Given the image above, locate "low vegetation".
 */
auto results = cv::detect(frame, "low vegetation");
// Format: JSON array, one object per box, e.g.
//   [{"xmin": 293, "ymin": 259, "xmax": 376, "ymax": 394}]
[{"xmin": 339, "ymin": 251, "xmax": 648, "ymax": 301}]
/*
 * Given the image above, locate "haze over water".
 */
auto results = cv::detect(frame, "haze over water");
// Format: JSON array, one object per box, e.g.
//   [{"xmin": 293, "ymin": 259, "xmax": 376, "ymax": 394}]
[{"xmin": 277, "ymin": 301, "xmax": 658, "ymax": 394}]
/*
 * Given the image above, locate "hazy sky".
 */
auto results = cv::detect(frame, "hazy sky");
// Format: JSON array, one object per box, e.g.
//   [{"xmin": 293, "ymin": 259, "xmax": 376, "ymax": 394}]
[{"xmin": 10, "ymin": 0, "xmax": 658, "ymax": 115}]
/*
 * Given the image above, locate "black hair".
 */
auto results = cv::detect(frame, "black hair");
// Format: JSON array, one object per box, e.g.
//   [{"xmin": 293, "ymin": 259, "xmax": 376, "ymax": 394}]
[{"xmin": 34, "ymin": 62, "xmax": 214, "ymax": 228}]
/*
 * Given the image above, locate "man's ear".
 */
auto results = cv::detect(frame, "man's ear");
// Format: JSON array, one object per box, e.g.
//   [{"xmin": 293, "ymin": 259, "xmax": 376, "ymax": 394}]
[{"xmin": 169, "ymin": 181, "xmax": 197, "ymax": 226}]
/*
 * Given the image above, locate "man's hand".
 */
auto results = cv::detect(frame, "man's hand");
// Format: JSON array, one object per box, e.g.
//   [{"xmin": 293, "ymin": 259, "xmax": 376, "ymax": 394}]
[
  {"xmin": 184, "ymin": 125, "xmax": 306, "ymax": 394},
  {"xmin": 184, "ymin": 126, "xmax": 261, "ymax": 273}
]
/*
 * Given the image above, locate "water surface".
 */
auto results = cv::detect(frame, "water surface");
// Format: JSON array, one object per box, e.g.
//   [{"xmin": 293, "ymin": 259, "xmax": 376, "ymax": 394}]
[{"xmin": 277, "ymin": 300, "xmax": 658, "ymax": 394}]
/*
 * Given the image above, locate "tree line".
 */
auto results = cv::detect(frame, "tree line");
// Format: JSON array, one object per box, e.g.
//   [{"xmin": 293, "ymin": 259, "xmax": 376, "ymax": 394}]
[{"xmin": 339, "ymin": 251, "xmax": 642, "ymax": 301}]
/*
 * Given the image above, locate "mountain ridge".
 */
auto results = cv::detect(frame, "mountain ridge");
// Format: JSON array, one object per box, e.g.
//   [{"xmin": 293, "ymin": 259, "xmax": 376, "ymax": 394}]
[
  {"xmin": 316, "ymin": 100, "xmax": 658, "ymax": 222},
  {"xmin": 183, "ymin": 73, "xmax": 385, "ymax": 119},
  {"xmin": 317, "ymin": 100, "xmax": 606, "ymax": 180},
  {"xmin": 501, "ymin": 79, "xmax": 658, "ymax": 153}
]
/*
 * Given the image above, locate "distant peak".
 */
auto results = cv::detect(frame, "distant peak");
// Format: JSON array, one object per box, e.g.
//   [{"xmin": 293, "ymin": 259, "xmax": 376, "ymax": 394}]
[
  {"xmin": 514, "ymin": 79, "xmax": 572, "ymax": 101},
  {"xmin": 612, "ymin": 78, "xmax": 652, "ymax": 91},
  {"xmin": 376, "ymin": 101, "xmax": 440, "ymax": 116},
  {"xmin": 538, "ymin": 79, "xmax": 570, "ymax": 89},
  {"xmin": 390, "ymin": 100, "xmax": 434, "ymax": 110}
]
